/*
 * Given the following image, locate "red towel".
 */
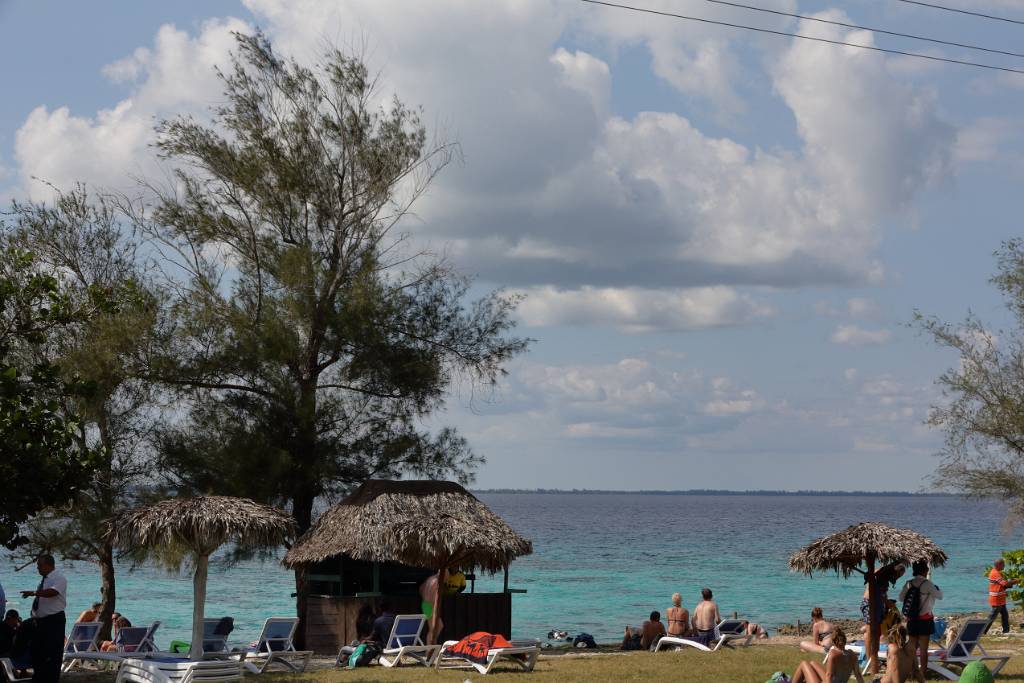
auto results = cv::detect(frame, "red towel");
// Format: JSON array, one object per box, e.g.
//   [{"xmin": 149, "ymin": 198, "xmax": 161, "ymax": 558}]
[{"xmin": 443, "ymin": 632, "xmax": 515, "ymax": 664}]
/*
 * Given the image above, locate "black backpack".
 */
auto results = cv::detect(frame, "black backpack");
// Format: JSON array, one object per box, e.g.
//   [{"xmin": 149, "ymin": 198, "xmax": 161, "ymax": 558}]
[{"xmin": 902, "ymin": 579, "xmax": 923, "ymax": 620}]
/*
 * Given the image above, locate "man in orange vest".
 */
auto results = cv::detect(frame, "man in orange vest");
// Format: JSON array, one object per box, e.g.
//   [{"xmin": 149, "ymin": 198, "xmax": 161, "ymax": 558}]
[{"xmin": 987, "ymin": 558, "xmax": 1019, "ymax": 634}]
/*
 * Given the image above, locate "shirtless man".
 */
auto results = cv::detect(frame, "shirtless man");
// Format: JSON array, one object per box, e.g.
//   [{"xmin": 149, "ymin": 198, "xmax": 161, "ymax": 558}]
[
  {"xmin": 691, "ymin": 588, "xmax": 722, "ymax": 647},
  {"xmin": 419, "ymin": 570, "xmax": 445, "ymax": 645}
]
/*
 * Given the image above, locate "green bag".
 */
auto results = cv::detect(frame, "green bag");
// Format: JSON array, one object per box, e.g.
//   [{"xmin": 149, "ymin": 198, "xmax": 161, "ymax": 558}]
[{"xmin": 958, "ymin": 661, "xmax": 994, "ymax": 683}]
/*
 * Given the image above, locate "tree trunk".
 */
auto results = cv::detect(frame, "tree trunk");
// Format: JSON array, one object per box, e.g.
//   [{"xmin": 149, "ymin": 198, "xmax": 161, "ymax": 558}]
[
  {"xmin": 292, "ymin": 491, "xmax": 315, "ymax": 650},
  {"xmin": 189, "ymin": 553, "xmax": 210, "ymax": 659},
  {"xmin": 867, "ymin": 558, "xmax": 879, "ymax": 675},
  {"xmin": 97, "ymin": 542, "xmax": 116, "ymax": 642}
]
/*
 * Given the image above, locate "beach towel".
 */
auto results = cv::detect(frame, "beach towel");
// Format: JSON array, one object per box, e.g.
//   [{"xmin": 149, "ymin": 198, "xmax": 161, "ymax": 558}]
[{"xmin": 442, "ymin": 632, "xmax": 515, "ymax": 665}]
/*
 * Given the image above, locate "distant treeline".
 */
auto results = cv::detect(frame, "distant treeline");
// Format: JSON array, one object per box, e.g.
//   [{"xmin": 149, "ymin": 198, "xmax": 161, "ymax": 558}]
[{"xmin": 472, "ymin": 488, "xmax": 955, "ymax": 497}]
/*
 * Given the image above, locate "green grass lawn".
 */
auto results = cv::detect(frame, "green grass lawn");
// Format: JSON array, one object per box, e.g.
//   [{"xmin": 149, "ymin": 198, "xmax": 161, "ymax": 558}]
[{"xmin": 63, "ymin": 643, "xmax": 1024, "ymax": 682}]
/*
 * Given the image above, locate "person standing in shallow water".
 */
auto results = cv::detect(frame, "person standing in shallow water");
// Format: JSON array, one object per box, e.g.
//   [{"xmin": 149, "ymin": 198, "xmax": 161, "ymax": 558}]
[
  {"xmin": 21, "ymin": 554, "xmax": 66, "ymax": 683},
  {"xmin": 691, "ymin": 588, "xmax": 721, "ymax": 648}
]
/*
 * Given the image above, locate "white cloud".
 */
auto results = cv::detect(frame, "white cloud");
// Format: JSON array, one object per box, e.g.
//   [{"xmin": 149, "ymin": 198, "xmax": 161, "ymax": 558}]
[
  {"xmin": 515, "ymin": 285, "xmax": 773, "ymax": 331},
  {"xmin": 831, "ymin": 324, "xmax": 892, "ymax": 346},
  {"xmin": 11, "ymin": 2, "xmax": 955, "ymax": 312},
  {"xmin": 14, "ymin": 18, "xmax": 249, "ymax": 198}
]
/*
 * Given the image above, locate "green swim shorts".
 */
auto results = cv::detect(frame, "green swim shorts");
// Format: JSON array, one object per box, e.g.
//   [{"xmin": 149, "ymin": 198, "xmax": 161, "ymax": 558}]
[{"xmin": 421, "ymin": 601, "xmax": 433, "ymax": 619}]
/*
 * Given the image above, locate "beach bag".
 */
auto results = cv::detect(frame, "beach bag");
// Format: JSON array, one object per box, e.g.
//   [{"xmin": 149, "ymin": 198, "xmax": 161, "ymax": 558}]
[
  {"xmin": 573, "ymin": 633, "xmax": 596, "ymax": 648},
  {"xmin": 902, "ymin": 579, "xmax": 923, "ymax": 620},
  {"xmin": 346, "ymin": 642, "xmax": 380, "ymax": 668}
]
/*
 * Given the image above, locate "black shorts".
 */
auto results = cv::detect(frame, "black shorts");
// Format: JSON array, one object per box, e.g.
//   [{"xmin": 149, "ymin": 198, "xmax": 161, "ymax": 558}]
[{"xmin": 907, "ymin": 618, "xmax": 935, "ymax": 637}]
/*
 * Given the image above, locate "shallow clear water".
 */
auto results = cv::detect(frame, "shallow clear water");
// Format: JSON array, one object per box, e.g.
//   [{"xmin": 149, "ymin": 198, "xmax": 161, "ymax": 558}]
[{"xmin": 1, "ymin": 494, "xmax": 1018, "ymax": 645}]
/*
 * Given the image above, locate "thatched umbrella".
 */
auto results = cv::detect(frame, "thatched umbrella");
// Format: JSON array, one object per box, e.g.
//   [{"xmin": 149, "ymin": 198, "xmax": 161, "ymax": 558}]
[
  {"xmin": 109, "ymin": 496, "xmax": 296, "ymax": 659},
  {"xmin": 284, "ymin": 480, "xmax": 532, "ymax": 643},
  {"xmin": 789, "ymin": 522, "xmax": 948, "ymax": 674}
]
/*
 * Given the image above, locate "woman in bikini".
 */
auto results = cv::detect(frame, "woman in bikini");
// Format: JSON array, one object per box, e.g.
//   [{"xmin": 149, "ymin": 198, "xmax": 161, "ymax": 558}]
[
  {"xmin": 799, "ymin": 607, "xmax": 834, "ymax": 654},
  {"xmin": 791, "ymin": 628, "xmax": 865, "ymax": 683},
  {"xmin": 882, "ymin": 623, "xmax": 926, "ymax": 683},
  {"xmin": 665, "ymin": 593, "xmax": 690, "ymax": 638}
]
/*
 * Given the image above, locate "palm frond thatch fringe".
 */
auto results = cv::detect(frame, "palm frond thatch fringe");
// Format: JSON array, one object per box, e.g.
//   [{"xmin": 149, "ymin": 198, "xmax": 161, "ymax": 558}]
[
  {"xmin": 788, "ymin": 522, "xmax": 948, "ymax": 577},
  {"xmin": 107, "ymin": 495, "xmax": 296, "ymax": 554},
  {"xmin": 283, "ymin": 480, "xmax": 532, "ymax": 573}
]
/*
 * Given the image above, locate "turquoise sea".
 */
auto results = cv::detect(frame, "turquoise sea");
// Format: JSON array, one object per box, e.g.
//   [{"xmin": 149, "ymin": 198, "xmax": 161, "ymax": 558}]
[{"xmin": 1, "ymin": 494, "xmax": 1017, "ymax": 646}]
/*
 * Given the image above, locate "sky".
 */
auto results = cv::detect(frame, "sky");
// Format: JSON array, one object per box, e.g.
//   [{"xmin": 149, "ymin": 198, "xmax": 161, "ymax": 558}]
[{"xmin": 2, "ymin": 0, "xmax": 1024, "ymax": 491}]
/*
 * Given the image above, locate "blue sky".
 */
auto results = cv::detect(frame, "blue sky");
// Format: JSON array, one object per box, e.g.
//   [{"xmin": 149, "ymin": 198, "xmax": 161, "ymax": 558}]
[{"xmin": 3, "ymin": 0, "xmax": 1024, "ymax": 491}]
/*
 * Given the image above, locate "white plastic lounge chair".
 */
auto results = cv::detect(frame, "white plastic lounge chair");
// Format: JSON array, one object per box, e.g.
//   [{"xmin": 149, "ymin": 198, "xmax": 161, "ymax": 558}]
[
  {"xmin": 61, "ymin": 621, "xmax": 104, "ymax": 671},
  {"xmin": 0, "ymin": 657, "xmax": 31, "ymax": 682},
  {"xmin": 116, "ymin": 622, "xmax": 161, "ymax": 654},
  {"xmin": 434, "ymin": 638, "xmax": 540, "ymax": 675},
  {"xmin": 115, "ymin": 656, "xmax": 242, "ymax": 683},
  {"xmin": 61, "ymin": 621, "xmax": 162, "ymax": 670},
  {"xmin": 200, "ymin": 618, "xmax": 234, "ymax": 655},
  {"xmin": 654, "ymin": 619, "xmax": 754, "ymax": 653},
  {"xmin": 925, "ymin": 619, "xmax": 1009, "ymax": 680},
  {"xmin": 236, "ymin": 617, "xmax": 312, "ymax": 674},
  {"xmin": 377, "ymin": 615, "xmax": 438, "ymax": 667}
]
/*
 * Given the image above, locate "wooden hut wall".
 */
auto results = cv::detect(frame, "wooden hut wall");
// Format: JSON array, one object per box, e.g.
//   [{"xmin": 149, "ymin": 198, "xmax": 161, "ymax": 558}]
[{"xmin": 305, "ymin": 592, "xmax": 513, "ymax": 654}]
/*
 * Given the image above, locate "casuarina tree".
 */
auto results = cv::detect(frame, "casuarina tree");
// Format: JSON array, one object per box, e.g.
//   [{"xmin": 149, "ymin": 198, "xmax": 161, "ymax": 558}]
[
  {"xmin": 136, "ymin": 32, "xmax": 528, "ymax": 639},
  {"xmin": 919, "ymin": 238, "xmax": 1024, "ymax": 523},
  {"xmin": 8, "ymin": 186, "xmax": 163, "ymax": 638}
]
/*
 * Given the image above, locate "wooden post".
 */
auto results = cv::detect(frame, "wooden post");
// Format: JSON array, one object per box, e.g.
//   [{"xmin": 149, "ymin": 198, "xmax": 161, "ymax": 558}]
[
  {"xmin": 797, "ymin": 619, "xmax": 802, "ymax": 636},
  {"xmin": 503, "ymin": 564, "xmax": 509, "ymax": 593},
  {"xmin": 867, "ymin": 557, "xmax": 879, "ymax": 675}
]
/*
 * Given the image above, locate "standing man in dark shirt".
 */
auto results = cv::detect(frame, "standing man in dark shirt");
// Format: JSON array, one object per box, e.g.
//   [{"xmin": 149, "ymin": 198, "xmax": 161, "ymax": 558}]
[{"xmin": 369, "ymin": 601, "xmax": 396, "ymax": 647}]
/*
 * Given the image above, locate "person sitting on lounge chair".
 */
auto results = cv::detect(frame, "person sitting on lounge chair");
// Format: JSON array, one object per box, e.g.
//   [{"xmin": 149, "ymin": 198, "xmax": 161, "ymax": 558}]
[
  {"xmin": 0, "ymin": 610, "xmax": 19, "ymax": 657},
  {"xmin": 666, "ymin": 593, "xmax": 690, "ymax": 638},
  {"xmin": 640, "ymin": 611, "xmax": 666, "ymax": 650},
  {"xmin": 76, "ymin": 602, "xmax": 102, "ymax": 623},
  {"xmin": 800, "ymin": 607, "xmax": 834, "ymax": 654},
  {"xmin": 791, "ymin": 628, "xmax": 865, "ymax": 683},
  {"xmin": 100, "ymin": 613, "xmax": 132, "ymax": 651},
  {"xmin": 367, "ymin": 601, "xmax": 396, "ymax": 646},
  {"xmin": 691, "ymin": 588, "xmax": 722, "ymax": 648}
]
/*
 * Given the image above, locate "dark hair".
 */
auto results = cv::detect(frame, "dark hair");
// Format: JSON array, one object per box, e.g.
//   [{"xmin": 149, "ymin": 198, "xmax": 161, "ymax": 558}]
[
  {"xmin": 4, "ymin": 610, "xmax": 19, "ymax": 620},
  {"xmin": 650, "ymin": 611, "xmax": 660, "ymax": 621},
  {"xmin": 37, "ymin": 554, "xmax": 55, "ymax": 567},
  {"xmin": 701, "ymin": 588, "xmax": 712, "ymax": 600},
  {"xmin": 912, "ymin": 560, "xmax": 929, "ymax": 576}
]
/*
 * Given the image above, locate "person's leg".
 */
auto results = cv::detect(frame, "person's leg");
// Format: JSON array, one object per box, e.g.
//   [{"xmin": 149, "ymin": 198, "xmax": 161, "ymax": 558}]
[
  {"xmin": 1000, "ymin": 604, "xmax": 1011, "ymax": 633},
  {"xmin": 914, "ymin": 634, "xmax": 930, "ymax": 675},
  {"xmin": 792, "ymin": 660, "xmax": 824, "ymax": 683},
  {"xmin": 798, "ymin": 640, "xmax": 824, "ymax": 654}
]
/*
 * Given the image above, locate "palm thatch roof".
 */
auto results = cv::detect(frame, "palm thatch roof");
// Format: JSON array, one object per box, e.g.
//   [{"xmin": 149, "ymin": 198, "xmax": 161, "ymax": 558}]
[
  {"xmin": 108, "ymin": 495, "xmax": 296, "ymax": 554},
  {"xmin": 283, "ymin": 480, "xmax": 532, "ymax": 573},
  {"xmin": 789, "ymin": 522, "xmax": 948, "ymax": 577}
]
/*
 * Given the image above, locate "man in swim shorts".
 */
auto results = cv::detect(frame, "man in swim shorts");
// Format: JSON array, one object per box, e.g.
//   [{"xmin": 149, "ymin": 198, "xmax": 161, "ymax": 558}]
[
  {"xmin": 420, "ymin": 571, "xmax": 443, "ymax": 644},
  {"xmin": 692, "ymin": 588, "xmax": 721, "ymax": 647}
]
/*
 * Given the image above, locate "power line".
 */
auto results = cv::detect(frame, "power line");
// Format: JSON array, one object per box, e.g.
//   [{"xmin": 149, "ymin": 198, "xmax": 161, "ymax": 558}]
[
  {"xmin": 703, "ymin": 0, "xmax": 1024, "ymax": 60},
  {"xmin": 895, "ymin": 0, "xmax": 1024, "ymax": 27},
  {"xmin": 577, "ymin": 0, "xmax": 1024, "ymax": 75}
]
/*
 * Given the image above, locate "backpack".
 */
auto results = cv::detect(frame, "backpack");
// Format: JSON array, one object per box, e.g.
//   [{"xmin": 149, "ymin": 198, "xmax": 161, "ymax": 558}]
[
  {"xmin": 902, "ymin": 578, "xmax": 923, "ymax": 620},
  {"xmin": 573, "ymin": 633, "xmax": 597, "ymax": 648},
  {"xmin": 346, "ymin": 642, "xmax": 381, "ymax": 668}
]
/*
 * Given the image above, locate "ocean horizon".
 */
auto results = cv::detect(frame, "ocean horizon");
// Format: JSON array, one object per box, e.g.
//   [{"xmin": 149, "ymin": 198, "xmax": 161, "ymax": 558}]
[{"xmin": 2, "ymin": 493, "xmax": 1019, "ymax": 646}]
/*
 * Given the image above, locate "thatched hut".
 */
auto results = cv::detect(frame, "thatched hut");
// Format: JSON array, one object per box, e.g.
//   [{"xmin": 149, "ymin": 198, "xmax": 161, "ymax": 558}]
[
  {"xmin": 789, "ymin": 522, "xmax": 948, "ymax": 674},
  {"xmin": 284, "ymin": 480, "xmax": 532, "ymax": 652},
  {"xmin": 109, "ymin": 496, "xmax": 296, "ymax": 659}
]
